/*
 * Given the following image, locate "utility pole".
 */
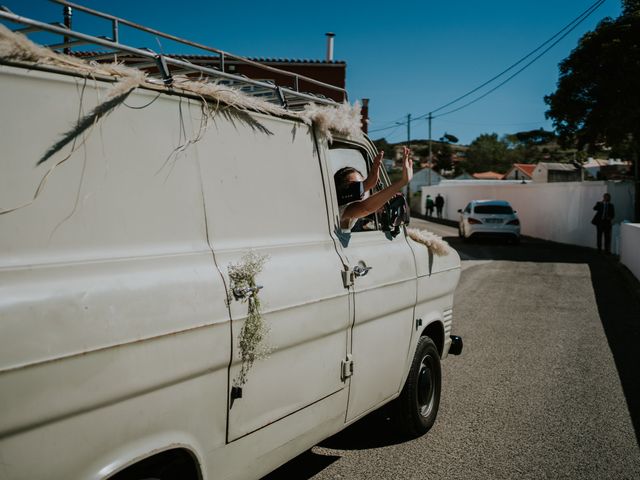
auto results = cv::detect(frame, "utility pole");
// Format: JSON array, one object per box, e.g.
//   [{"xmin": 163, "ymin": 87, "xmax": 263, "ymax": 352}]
[
  {"xmin": 406, "ymin": 113, "xmax": 411, "ymax": 209},
  {"xmin": 427, "ymin": 112, "xmax": 433, "ymax": 187}
]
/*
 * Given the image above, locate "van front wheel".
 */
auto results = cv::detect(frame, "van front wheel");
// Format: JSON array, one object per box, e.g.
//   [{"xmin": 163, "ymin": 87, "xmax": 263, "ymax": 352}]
[{"xmin": 395, "ymin": 336, "xmax": 441, "ymax": 438}]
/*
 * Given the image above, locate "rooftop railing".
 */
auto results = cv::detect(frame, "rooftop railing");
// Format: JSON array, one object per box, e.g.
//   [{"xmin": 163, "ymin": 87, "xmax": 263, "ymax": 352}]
[{"xmin": 0, "ymin": 0, "xmax": 347, "ymax": 109}]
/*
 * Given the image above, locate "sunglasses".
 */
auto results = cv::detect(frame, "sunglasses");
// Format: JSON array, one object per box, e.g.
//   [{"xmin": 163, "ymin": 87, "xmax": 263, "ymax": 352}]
[{"xmin": 337, "ymin": 181, "xmax": 364, "ymax": 206}]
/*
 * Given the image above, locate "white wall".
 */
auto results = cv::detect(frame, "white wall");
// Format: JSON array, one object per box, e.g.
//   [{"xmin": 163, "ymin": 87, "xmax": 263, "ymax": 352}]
[
  {"xmin": 421, "ymin": 180, "xmax": 635, "ymax": 250},
  {"xmin": 620, "ymin": 223, "xmax": 640, "ymax": 282}
]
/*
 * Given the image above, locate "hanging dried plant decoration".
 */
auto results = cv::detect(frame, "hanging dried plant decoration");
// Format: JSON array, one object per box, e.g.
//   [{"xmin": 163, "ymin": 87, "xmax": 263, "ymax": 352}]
[
  {"xmin": 228, "ymin": 252, "xmax": 270, "ymax": 390},
  {"xmin": 406, "ymin": 228, "xmax": 451, "ymax": 256}
]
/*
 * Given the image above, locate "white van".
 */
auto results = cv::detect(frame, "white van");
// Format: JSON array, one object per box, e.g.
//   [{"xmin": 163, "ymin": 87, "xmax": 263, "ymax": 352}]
[{"xmin": 0, "ymin": 7, "xmax": 462, "ymax": 480}]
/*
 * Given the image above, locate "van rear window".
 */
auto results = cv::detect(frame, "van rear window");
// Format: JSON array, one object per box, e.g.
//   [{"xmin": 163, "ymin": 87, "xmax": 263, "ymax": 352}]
[{"xmin": 474, "ymin": 205, "xmax": 513, "ymax": 214}]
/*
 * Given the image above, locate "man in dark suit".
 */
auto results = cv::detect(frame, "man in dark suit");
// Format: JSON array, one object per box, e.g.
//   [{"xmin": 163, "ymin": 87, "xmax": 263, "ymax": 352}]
[{"xmin": 592, "ymin": 193, "xmax": 615, "ymax": 252}]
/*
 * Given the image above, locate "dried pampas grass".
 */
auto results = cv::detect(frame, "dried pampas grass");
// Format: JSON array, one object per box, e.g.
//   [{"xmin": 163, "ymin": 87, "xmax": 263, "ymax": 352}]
[
  {"xmin": 0, "ymin": 24, "xmax": 365, "ymax": 153},
  {"xmin": 38, "ymin": 76, "xmax": 144, "ymax": 165},
  {"xmin": 0, "ymin": 23, "xmax": 147, "ymax": 165},
  {"xmin": 301, "ymin": 101, "xmax": 364, "ymax": 142},
  {"xmin": 406, "ymin": 228, "xmax": 451, "ymax": 256},
  {"xmin": 172, "ymin": 77, "xmax": 287, "ymax": 118}
]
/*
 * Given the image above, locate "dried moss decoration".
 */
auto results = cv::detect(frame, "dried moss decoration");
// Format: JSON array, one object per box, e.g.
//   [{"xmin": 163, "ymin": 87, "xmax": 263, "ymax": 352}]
[{"xmin": 228, "ymin": 252, "xmax": 270, "ymax": 389}]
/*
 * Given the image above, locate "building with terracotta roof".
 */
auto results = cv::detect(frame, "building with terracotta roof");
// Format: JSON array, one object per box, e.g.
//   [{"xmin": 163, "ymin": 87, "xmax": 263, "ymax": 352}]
[
  {"xmin": 472, "ymin": 171, "xmax": 504, "ymax": 180},
  {"xmin": 503, "ymin": 163, "xmax": 536, "ymax": 181},
  {"xmin": 532, "ymin": 162, "xmax": 580, "ymax": 182}
]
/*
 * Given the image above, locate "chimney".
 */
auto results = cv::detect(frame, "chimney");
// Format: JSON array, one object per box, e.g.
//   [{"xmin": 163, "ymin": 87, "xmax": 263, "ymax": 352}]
[
  {"xmin": 325, "ymin": 32, "xmax": 335, "ymax": 61},
  {"xmin": 361, "ymin": 98, "xmax": 369, "ymax": 134}
]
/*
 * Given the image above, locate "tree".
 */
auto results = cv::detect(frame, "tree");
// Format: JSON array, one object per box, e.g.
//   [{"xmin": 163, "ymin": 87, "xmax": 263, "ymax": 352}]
[
  {"xmin": 503, "ymin": 129, "xmax": 576, "ymax": 164},
  {"xmin": 510, "ymin": 128, "xmax": 556, "ymax": 146},
  {"xmin": 434, "ymin": 142, "xmax": 453, "ymax": 173},
  {"xmin": 544, "ymin": 1, "xmax": 640, "ymax": 219},
  {"xmin": 463, "ymin": 133, "xmax": 510, "ymax": 173}
]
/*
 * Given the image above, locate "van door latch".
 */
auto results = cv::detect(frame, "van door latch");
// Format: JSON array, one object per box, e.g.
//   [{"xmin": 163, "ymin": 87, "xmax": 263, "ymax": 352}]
[
  {"xmin": 341, "ymin": 354, "xmax": 354, "ymax": 380},
  {"xmin": 342, "ymin": 268, "xmax": 354, "ymax": 288}
]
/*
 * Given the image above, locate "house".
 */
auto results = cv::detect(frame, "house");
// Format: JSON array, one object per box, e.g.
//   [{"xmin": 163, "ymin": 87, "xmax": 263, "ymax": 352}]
[
  {"xmin": 472, "ymin": 171, "xmax": 504, "ymax": 180},
  {"xmin": 583, "ymin": 158, "xmax": 632, "ymax": 180},
  {"xmin": 454, "ymin": 172, "xmax": 474, "ymax": 180},
  {"xmin": 409, "ymin": 167, "xmax": 442, "ymax": 190},
  {"xmin": 503, "ymin": 163, "xmax": 536, "ymax": 181},
  {"xmin": 533, "ymin": 162, "xmax": 580, "ymax": 182}
]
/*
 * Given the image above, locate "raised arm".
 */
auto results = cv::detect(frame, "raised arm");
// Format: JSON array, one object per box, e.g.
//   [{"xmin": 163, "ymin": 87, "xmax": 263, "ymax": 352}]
[
  {"xmin": 362, "ymin": 150, "xmax": 383, "ymax": 192},
  {"xmin": 343, "ymin": 147, "xmax": 413, "ymax": 220}
]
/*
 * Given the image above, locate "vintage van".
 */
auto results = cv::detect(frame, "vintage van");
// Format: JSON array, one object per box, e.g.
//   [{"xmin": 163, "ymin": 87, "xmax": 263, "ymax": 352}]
[{"xmin": 0, "ymin": 6, "xmax": 462, "ymax": 480}]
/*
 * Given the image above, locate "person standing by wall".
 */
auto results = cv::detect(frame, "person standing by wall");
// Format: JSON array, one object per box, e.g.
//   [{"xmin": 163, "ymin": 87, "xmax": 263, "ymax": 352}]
[
  {"xmin": 592, "ymin": 193, "xmax": 615, "ymax": 253},
  {"xmin": 425, "ymin": 195, "xmax": 434, "ymax": 217},
  {"xmin": 435, "ymin": 193, "xmax": 445, "ymax": 219}
]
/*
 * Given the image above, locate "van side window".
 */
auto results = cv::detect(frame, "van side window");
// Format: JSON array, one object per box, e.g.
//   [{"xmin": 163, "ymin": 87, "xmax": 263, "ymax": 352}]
[{"xmin": 329, "ymin": 147, "xmax": 381, "ymax": 232}]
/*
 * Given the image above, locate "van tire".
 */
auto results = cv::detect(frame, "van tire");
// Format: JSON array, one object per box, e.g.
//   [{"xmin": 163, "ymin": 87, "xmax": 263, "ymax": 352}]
[{"xmin": 395, "ymin": 336, "xmax": 441, "ymax": 438}]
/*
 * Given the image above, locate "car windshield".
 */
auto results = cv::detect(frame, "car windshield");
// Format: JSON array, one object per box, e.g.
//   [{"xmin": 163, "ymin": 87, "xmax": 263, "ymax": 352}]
[{"xmin": 474, "ymin": 205, "xmax": 513, "ymax": 214}]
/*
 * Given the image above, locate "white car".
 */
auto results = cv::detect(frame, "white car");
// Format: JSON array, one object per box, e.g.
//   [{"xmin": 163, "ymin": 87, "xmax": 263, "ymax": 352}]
[{"xmin": 458, "ymin": 200, "xmax": 521, "ymax": 243}]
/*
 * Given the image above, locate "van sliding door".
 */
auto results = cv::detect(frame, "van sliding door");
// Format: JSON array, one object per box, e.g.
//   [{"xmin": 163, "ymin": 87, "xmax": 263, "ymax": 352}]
[{"xmin": 196, "ymin": 114, "xmax": 351, "ymax": 442}]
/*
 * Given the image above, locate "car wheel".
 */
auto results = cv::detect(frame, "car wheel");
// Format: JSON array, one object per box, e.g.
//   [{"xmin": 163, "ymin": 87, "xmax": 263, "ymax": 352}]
[{"xmin": 394, "ymin": 336, "xmax": 441, "ymax": 438}]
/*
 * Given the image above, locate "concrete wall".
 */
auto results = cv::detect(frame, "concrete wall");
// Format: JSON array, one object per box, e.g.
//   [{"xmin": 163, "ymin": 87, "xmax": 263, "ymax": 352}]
[
  {"xmin": 421, "ymin": 180, "xmax": 635, "ymax": 250},
  {"xmin": 620, "ymin": 223, "xmax": 640, "ymax": 281}
]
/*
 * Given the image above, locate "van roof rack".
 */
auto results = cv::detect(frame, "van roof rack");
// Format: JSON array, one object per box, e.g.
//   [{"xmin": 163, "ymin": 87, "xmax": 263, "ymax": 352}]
[{"xmin": 0, "ymin": 0, "xmax": 347, "ymax": 110}]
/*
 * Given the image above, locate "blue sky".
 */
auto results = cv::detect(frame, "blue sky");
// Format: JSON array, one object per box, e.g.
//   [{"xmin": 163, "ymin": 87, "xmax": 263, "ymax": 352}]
[{"xmin": 2, "ymin": 1, "xmax": 622, "ymax": 145}]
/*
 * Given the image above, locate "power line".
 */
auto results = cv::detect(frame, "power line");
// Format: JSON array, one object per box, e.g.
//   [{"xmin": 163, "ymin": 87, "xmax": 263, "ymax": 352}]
[
  {"xmin": 369, "ymin": 123, "xmax": 403, "ymax": 138},
  {"xmin": 369, "ymin": 123, "xmax": 403, "ymax": 134},
  {"xmin": 373, "ymin": 0, "xmax": 607, "ymax": 129},
  {"xmin": 427, "ymin": 0, "xmax": 606, "ymax": 117},
  {"xmin": 437, "ymin": 119, "xmax": 545, "ymax": 127},
  {"xmin": 368, "ymin": 114, "xmax": 408, "ymax": 133},
  {"xmin": 432, "ymin": 0, "xmax": 606, "ymax": 119}
]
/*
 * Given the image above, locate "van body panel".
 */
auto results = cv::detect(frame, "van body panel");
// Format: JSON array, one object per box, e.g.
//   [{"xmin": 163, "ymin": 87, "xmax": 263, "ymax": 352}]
[
  {"xmin": 0, "ymin": 66, "xmax": 229, "ymax": 478},
  {"xmin": 0, "ymin": 67, "xmax": 209, "ymax": 267},
  {"xmin": 340, "ymin": 231, "xmax": 417, "ymax": 420},
  {"xmin": 0, "ymin": 372, "xmax": 223, "ymax": 480},
  {"xmin": 194, "ymin": 114, "xmax": 350, "ymax": 441},
  {"xmin": 0, "ymin": 254, "xmax": 223, "ymax": 372},
  {"xmin": 206, "ymin": 389, "xmax": 349, "ymax": 480}
]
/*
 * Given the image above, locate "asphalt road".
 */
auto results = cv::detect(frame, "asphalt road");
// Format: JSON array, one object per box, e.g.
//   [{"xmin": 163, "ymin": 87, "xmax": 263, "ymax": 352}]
[{"xmin": 264, "ymin": 218, "xmax": 640, "ymax": 480}]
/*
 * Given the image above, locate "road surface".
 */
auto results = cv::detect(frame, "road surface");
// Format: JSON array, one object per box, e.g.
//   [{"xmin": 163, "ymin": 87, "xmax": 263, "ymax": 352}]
[{"xmin": 264, "ymin": 218, "xmax": 640, "ymax": 480}]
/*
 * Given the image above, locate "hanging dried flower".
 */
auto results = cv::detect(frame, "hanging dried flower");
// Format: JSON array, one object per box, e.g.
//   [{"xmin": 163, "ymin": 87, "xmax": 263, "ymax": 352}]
[{"xmin": 228, "ymin": 252, "xmax": 270, "ymax": 390}]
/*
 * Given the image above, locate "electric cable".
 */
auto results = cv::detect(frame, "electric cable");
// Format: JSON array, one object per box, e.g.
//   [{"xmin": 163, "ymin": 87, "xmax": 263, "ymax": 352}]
[
  {"xmin": 372, "ymin": 0, "xmax": 607, "ymax": 129},
  {"xmin": 425, "ymin": 0, "xmax": 606, "ymax": 118},
  {"xmin": 432, "ymin": 0, "xmax": 606, "ymax": 119}
]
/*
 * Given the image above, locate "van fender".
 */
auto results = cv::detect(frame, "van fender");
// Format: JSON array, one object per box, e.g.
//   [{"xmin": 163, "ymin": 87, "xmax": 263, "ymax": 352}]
[
  {"xmin": 79, "ymin": 432, "xmax": 205, "ymax": 480},
  {"xmin": 398, "ymin": 316, "xmax": 445, "ymax": 393}
]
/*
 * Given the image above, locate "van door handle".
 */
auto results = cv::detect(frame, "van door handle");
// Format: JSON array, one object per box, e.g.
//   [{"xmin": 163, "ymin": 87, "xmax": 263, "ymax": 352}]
[
  {"xmin": 353, "ymin": 265, "xmax": 372, "ymax": 277},
  {"xmin": 233, "ymin": 285, "xmax": 263, "ymax": 300}
]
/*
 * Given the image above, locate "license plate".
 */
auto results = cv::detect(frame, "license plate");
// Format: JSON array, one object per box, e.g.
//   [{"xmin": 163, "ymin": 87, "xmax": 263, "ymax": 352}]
[{"xmin": 485, "ymin": 218, "xmax": 503, "ymax": 224}]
